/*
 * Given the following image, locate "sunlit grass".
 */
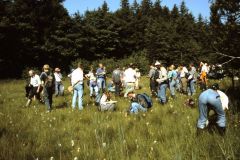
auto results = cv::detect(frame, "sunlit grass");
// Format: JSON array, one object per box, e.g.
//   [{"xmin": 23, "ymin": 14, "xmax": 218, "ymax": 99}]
[{"xmin": 0, "ymin": 77, "xmax": 239, "ymax": 159}]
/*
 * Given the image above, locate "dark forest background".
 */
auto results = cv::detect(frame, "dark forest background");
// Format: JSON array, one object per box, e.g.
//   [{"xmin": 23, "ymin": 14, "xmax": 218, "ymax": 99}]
[{"xmin": 0, "ymin": 0, "xmax": 239, "ymax": 78}]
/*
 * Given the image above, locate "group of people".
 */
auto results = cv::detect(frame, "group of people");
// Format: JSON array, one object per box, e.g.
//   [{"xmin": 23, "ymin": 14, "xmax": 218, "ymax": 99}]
[
  {"xmin": 24, "ymin": 61, "xmax": 229, "ymax": 135},
  {"xmin": 148, "ymin": 61, "xmax": 210, "ymax": 104},
  {"xmin": 68, "ymin": 62, "xmax": 142, "ymax": 112},
  {"xmin": 25, "ymin": 65, "xmax": 64, "ymax": 112}
]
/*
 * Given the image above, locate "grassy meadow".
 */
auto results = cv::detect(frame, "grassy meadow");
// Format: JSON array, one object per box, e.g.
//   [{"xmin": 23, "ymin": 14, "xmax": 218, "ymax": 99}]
[{"xmin": 0, "ymin": 77, "xmax": 239, "ymax": 160}]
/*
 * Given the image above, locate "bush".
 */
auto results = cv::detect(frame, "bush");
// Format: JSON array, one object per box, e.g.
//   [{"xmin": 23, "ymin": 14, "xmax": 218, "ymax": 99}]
[{"xmin": 71, "ymin": 50, "xmax": 150, "ymax": 75}]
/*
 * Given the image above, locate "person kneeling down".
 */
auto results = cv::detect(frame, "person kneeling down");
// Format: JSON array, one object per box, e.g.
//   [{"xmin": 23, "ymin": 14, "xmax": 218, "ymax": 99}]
[
  {"xmin": 197, "ymin": 83, "xmax": 228, "ymax": 136},
  {"xmin": 97, "ymin": 91, "xmax": 117, "ymax": 111},
  {"xmin": 127, "ymin": 91, "xmax": 152, "ymax": 114}
]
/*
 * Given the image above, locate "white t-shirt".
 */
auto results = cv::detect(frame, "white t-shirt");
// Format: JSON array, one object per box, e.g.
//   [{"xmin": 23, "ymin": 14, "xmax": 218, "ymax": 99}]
[
  {"xmin": 201, "ymin": 65, "xmax": 208, "ymax": 73},
  {"xmin": 30, "ymin": 74, "xmax": 41, "ymax": 87},
  {"xmin": 71, "ymin": 68, "xmax": 83, "ymax": 86},
  {"xmin": 124, "ymin": 68, "xmax": 136, "ymax": 83},
  {"xmin": 156, "ymin": 67, "xmax": 168, "ymax": 83},
  {"xmin": 86, "ymin": 72, "xmax": 96, "ymax": 81},
  {"xmin": 217, "ymin": 90, "xmax": 229, "ymax": 110},
  {"xmin": 180, "ymin": 67, "xmax": 188, "ymax": 78},
  {"xmin": 54, "ymin": 72, "xmax": 62, "ymax": 82},
  {"xmin": 100, "ymin": 94, "xmax": 108, "ymax": 105}
]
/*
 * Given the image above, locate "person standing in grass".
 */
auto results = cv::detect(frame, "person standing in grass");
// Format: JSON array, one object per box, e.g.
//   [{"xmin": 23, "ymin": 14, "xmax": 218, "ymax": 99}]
[
  {"xmin": 168, "ymin": 65, "xmax": 178, "ymax": 99},
  {"xmin": 187, "ymin": 63, "xmax": 197, "ymax": 96},
  {"xmin": 71, "ymin": 62, "xmax": 84, "ymax": 110},
  {"xmin": 155, "ymin": 61, "xmax": 168, "ymax": 104},
  {"xmin": 96, "ymin": 63, "xmax": 106, "ymax": 93},
  {"xmin": 112, "ymin": 65, "xmax": 122, "ymax": 96},
  {"xmin": 148, "ymin": 64, "xmax": 157, "ymax": 97},
  {"xmin": 199, "ymin": 62, "xmax": 208, "ymax": 90},
  {"xmin": 40, "ymin": 64, "xmax": 55, "ymax": 112},
  {"xmin": 25, "ymin": 70, "xmax": 42, "ymax": 107},
  {"xmin": 135, "ymin": 68, "xmax": 141, "ymax": 89},
  {"xmin": 85, "ymin": 68, "xmax": 99, "ymax": 98},
  {"xmin": 197, "ymin": 83, "xmax": 227, "ymax": 136},
  {"xmin": 54, "ymin": 67, "xmax": 64, "ymax": 96},
  {"xmin": 179, "ymin": 64, "xmax": 189, "ymax": 94},
  {"xmin": 123, "ymin": 63, "xmax": 137, "ymax": 97}
]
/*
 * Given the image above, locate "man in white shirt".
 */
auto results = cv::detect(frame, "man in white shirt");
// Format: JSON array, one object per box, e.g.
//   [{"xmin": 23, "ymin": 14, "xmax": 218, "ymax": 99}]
[
  {"xmin": 25, "ymin": 70, "xmax": 42, "ymax": 107},
  {"xmin": 155, "ymin": 61, "xmax": 168, "ymax": 104},
  {"xmin": 180, "ymin": 65, "xmax": 189, "ymax": 94},
  {"xmin": 54, "ymin": 68, "xmax": 64, "ymax": 96},
  {"xmin": 71, "ymin": 62, "xmax": 84, "ymax": 110},
  {"xmin": 123, "ymin": 63, "xmax": 137, "ymax": 97}
]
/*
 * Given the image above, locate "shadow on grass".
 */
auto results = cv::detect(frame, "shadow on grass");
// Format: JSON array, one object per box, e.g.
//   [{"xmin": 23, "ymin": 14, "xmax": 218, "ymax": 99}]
[
  {"xmin": 0, "ymin": 128, "xmax": 7, "ymax": 138},
  {"xmin": 225, "ymin": 86, "xmax": 240, "ymax": 114},
  {"xmin": 55, "ymin": 102, "xmax": 68, "ymax": 109}
]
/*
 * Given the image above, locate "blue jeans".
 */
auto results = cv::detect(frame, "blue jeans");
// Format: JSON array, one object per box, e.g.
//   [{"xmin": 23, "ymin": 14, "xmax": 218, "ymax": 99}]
[
  {"xmin": 72, "ymin": 83, "xmax": 83, "ymax": 110},
  {"xmin": 130, "ymin": 102, "xmax": 147, "ymax": 114},
  {"xmin": 187, "ymin": 79, "xmax": 196, "ymax": 96},
  {"xmin": 176, "ymin": 78, "xmax": 181, "ymax": 91},
  {"xmin": 197, "ymin": 89, "xmax": 226, "ymax": 129},
  {"xmin": 90, "ymin": 83, "xmax": 99, "ymax": 97},
  {"xmin": 158, "ymin": 83, "xmax": 167, "ymax": 104},
  {"xmin": 97, "ymin": 78, "xmax": 106, "ymax": 91},
  {"xmin": 169, "ymin": 80, "xmax": 176, "ymax": 97},
  {"xmin": 55, "ymin": 82, "xmax": 64, "ymax": 96}
]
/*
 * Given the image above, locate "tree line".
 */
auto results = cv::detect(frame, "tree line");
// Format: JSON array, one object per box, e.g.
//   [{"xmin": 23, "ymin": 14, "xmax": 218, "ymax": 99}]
[{"xmin": 0, "ymin": 0, "xmax": 239, "ymax": 78}]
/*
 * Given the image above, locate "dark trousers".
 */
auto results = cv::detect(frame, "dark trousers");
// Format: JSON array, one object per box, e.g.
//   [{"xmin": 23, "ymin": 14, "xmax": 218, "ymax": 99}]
[
  {"xmin": 150, "ymin": 79, "xmax": 157, "ymax": 96},
  {"xmin": 114, "ymin": 82, "xmax": 121, "ymax": 96},
  {"xmin": 28, "ymin": 86, "xmax": 42, "ymax": 100},
  {"xmin": 43, "ymin": 87, "xmax": 53, "ymax": 111},
  {"xmin": 25, "ymin": 85, "xmax": 31, "ymax": 98}
]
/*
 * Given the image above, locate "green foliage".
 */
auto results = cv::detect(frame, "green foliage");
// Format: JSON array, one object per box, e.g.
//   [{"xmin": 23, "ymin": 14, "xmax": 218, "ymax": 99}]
[
  {"xmin": 71, "ymin": 50, "xmax": 150, "ymax": 75},
  {"xmin": 0, "ymin": 78, "xmax": 239, "ymax": 159},
  {"xmin": 209, "ymin": 0, "xmax": 240, "ymax": 69}
]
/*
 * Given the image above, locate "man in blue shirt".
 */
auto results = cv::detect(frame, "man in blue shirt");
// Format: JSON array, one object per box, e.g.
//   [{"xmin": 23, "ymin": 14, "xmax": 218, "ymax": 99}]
[
  {"xmin": 168, "ymin": 65, "xmax": 178, "ymax": 99},
  {"xmin": 96, "ymin": 63, "xmax": 106, "ymax": 93}
]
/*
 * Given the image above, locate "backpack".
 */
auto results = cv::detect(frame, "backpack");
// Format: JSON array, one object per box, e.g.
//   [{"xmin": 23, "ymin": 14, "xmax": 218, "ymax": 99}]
[
  {"xmin": 153, "ymin": 69, "xmax": 159, "ymax": 82},
  {"xmin": 137, "ymin": 93, "xmax": 153, "ymax": 108},
  {"xmin": 42, "ymin": 72, "xmax": 54, "ymax": 88}
]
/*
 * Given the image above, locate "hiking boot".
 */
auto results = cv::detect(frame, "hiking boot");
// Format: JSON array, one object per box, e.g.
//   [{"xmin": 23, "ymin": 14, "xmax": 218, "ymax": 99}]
[{"xmin": 217, "ymin": 127, "xmax": 226, "ymax": 136}]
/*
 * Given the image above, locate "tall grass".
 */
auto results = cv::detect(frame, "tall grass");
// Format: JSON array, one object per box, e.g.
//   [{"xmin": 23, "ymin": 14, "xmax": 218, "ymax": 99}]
[{"xmin": 0, "ymin": 77, "xmax": 239, "ymax": 160}]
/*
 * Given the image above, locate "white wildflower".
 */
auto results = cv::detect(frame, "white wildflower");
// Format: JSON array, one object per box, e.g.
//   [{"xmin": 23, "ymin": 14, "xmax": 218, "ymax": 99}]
[
  {"xmin": 73, "ymin": 157, "xmax": 78, "ymax": 160},
  {"xmin": 71, "ymin": 140, "xmax": 74, "ymax": 147},
  {"xmin": 102, "ymin": 142, "xmax": 106, "ymax": 148}
]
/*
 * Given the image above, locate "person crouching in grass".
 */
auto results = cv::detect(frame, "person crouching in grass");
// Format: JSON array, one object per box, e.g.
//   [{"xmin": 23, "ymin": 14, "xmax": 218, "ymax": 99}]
[
  {"xmin": 127, "ymin": 91, "xmax": 148, "ymax": 114},
  {"xmin": 25, "ymin": 70, "xmax": 42, "ymax": 107},
  {"xmin": 99, "ymin": 91, "xmax": 117, "ymax": 111},
  {"xmin": 197, "ymin": 83, "xmax": 228, "ymax": 136}
]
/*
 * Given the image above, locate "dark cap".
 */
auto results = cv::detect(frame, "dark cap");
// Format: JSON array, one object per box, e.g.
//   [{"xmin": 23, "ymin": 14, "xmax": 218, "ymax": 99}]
[{"xmin": 211, "ymin": 83, "xmax": 219, "ymax": 90}]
